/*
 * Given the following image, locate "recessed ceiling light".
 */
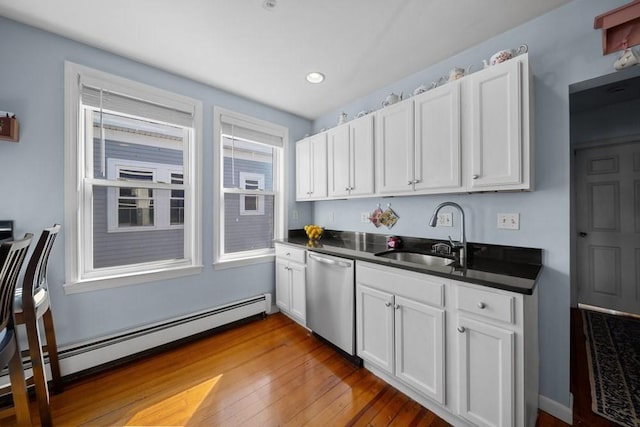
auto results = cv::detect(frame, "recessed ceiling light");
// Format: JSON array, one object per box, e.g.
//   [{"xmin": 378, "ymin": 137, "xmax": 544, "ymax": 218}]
[{"xmin": 306, "ymin": 72, "xmax": 325, "ymax": 84}]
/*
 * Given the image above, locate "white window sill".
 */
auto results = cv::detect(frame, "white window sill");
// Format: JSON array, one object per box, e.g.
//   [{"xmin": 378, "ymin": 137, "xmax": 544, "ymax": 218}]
[
  {"xmin": 213, "ymin": 254, "xmax": 275, "ymax": 270},
  {"xmin": 63, "ymin": 264, "xmax": 203, "ymax": 294}
]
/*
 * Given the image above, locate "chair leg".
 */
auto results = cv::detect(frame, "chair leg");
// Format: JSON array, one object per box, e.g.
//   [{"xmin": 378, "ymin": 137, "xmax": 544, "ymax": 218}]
[
  {"xmin": 24, "ymin": 318, "xmax": 53, "ymax": 427},
  {"xmin": 42, "ymin": 309, "xmax": 63, "ymax": 394},
  {"xmin": 8, "ymin": 337, "xmax": 32, "ymax": 427}
]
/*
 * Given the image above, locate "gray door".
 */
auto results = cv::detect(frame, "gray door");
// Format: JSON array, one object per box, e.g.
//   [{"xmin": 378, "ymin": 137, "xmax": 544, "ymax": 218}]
[{"xmin": 575, "ymin": 141, "xmax": 640, "ymax": 315}]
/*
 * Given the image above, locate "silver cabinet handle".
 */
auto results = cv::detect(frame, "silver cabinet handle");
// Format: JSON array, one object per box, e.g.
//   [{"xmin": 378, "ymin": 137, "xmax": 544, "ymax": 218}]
[
  {"xmin": 345, "ymin": 186, "xmax": 350, "ymax": 191},
  {"xmin": 408, "ymin": 180, "xmax": 413, "ymax": 185},
  {"xmin": 394, "ymin": 304, "xmax": 400, "ymax": 310},
  {"xmin": 457, "ymin": 326, "xmax": 466, "ymax": 333},
  {"xmin": 414, "ymin": 179, "xmax": 420, "ymax": 184},
  {"xmin": 477, "ymin": 302, "xmax": 486, "ymax": 309},
  {"xmin": 472, "ymin": 174, "xmax": 479, "ymax": 180},
  {"xmin": 385, "ymin": 301, "xmax": 392, "ymax": 307}
]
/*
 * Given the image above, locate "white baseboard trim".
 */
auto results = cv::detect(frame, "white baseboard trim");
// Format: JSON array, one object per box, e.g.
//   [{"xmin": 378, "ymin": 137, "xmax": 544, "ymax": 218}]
[
  {"xmin": 539, "ymin": 393, "xmax": 573, "ymax": 424},
  {"xmin": 59, "ymin": 293, "xmax": 271, "ymax": 376}
]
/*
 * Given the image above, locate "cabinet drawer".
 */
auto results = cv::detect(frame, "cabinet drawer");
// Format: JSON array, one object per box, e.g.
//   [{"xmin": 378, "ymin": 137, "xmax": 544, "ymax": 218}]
[
  {"xmin": 357, "ymin": 262, "xmax": 445, "ymax": 308},
  {"xmin": 275, "ymin": 244, "xmax": 306, "ymax": 264},
  {"xmin": 456, "ymin": 284, "xmax": 514, "ymax": 324}
]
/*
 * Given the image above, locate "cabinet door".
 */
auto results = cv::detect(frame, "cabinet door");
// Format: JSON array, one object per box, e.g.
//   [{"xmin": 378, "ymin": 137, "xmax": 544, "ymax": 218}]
[
  {"xmin": 457, "ymin": 315, "xmax": 515, "ymax": 427},
  {"xmin": 327, "ymin": 124, "xmax": 351, "ymax": 198},
  {"xmin": 295, "ymin": 138, "xmax": 311, "ymax": 200},
  {"xmin": 394, "ymin": 296, "xmax": 445, "ymax": 404},
  {"xmin": 375, "ymin": 101, "xmax": 415, "ymax": 195},
  {"xmin": 275, "ymin": 259, "xmax": 291, "ymax": 311},
  {"xmin": 289, "ymin": 262, "xmax": 306, "ymax": 323},
  {"xmin": 356, "ymin": 284, "xmax": 394, "ymax": 374},
  {"xmin": 309, "ymin": 133, "xmax": 328, "ymax": 199},
  {"xmin": 349, "ymin": 114, "xmax": 375, "ymax": 196},
  {"xmin": 414, "ymin": 82, "xmax": 462, "ymax": 192},
  {"xmin": 469, "ymin": 58, "xmax": 523, "ymax": 190}
]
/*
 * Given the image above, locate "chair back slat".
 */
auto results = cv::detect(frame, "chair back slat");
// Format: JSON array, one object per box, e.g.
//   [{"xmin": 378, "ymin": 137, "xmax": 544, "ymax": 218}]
[
  {"xmin": 0, "ymin": 234, "xmax": 33, "ymax": 331},
  {"xmin": 23, "ymin": 225, "xmax": 61, "ymax": 304}
]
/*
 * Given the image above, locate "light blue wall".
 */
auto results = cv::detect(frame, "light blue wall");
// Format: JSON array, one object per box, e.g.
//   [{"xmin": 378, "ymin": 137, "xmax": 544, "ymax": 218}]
[
  {"xmin": 310, "ymin": 0, "xmax": 629, "ymax": 409},
  {"xmin": 0, "ymin": 17, "xmax": 312, "ymax": 344}
]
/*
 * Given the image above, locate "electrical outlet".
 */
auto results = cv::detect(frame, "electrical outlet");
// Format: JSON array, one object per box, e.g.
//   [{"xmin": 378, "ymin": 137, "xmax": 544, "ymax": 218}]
[
  {"xmin": 292, "ymin": 210, "xmax": 299, "ymax": 220},
  {"xmin": 329, "ymin": 211, "xmax": 335, "ymax": 223},
  {"xmin": 360, "ymin": 212, "xmax": 370, "ymax": 223},
  {"xmin": 437, "ymin": 212, "xmax": 453, "ymax": 227},
  {"xmin": 497, "ymin": 213, "xmax": 520, "ymax": 230}
]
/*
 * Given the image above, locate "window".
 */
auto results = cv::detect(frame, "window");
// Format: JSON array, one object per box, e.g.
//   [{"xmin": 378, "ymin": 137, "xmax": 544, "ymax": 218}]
[
  {"xmin": 213, "ymin": 108, "xmax": 287, "ymax": 267},
  {"xmin": 64, "ymin": 62, "xmax": 203, "ymax": 292}
]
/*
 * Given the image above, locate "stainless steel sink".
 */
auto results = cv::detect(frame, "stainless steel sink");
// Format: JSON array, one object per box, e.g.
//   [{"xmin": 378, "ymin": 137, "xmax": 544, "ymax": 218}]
[{"xmin": 375, "ymin": 250, "xmax": 455, "ymax": 267}]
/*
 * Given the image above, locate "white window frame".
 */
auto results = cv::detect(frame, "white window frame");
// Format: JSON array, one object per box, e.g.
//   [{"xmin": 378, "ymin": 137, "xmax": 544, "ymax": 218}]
[
  {"xmin": 213, "ymin": 107, "xmax": 288, "ymax": 269},
  {"xmin": 64, "ymin": 62, "xmax": 203, "ymax": 293},
  {"xmin": 106, "ymin": 158, "xmax": 185, "ymax": 232},
  {"xmin": 239, "ymin": 171, "xmax": 265, "ymax": 216}
]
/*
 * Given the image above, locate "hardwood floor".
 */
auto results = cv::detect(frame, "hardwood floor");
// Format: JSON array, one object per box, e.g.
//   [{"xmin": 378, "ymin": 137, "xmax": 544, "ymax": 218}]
[{"xmin": 1, "ymin": 313, "xmax": 569, "ymax": 426}]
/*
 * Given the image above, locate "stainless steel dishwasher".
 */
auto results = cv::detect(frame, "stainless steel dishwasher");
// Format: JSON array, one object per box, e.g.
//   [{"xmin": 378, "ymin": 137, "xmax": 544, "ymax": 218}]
[{"xmin": 306, "ymin": 252, "xmax": 355, "ymax": 355}]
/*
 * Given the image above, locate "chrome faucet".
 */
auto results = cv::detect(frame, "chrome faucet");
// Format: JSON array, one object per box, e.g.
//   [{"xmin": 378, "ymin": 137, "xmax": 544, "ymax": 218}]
[{"xmin": 429, "ymin": 202, "xmax": 466, "ymax": 267}]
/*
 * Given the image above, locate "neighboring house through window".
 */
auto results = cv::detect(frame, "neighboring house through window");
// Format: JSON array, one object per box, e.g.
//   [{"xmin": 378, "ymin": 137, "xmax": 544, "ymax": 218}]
[
  {"xmin": 64, "ymin": 62, "xmax": 203, "ymax": 292},
  {"xmin": 107, "ymin": 158, "xmax": 184, "ymax": 231}
]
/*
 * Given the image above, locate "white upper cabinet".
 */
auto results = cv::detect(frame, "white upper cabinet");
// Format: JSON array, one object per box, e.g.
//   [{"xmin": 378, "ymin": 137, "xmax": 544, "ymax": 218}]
[
  {"xmin": 296, "ymin": 133, "xmax": 327, "ymax": 200},
  {"xmin": 327, "ymin": 124, "xmax": 351, "ymax": 198},
  {"xmin": 295, "ymin": 54, "xmax": 532, "ymax": 200},
  {"xmin": 414, "ymin": 81, "xmax": 462, "ymax": 192},
  {"xmin": 375, "ymin": 82, "xmax": 463, "ymax": 196},
  {"xmin": 327, "ymin": 114, "xmax": 375, "ymax": 198},
  {"xmin": 467, "ymin": 54, "xmax": 532, "ymax": 191},
  {"xmin": 375, "ymin": 100, "xmax": 415, "ymax": 195}
]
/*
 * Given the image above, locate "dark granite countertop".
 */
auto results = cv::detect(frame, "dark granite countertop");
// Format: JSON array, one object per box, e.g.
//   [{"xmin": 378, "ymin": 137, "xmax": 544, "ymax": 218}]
[{"xmin": 276, "ymin": 230, "xmax": 542, "ymax": 295}]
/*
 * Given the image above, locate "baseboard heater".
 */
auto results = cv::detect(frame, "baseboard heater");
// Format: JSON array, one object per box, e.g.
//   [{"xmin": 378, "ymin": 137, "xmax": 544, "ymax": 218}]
[{"xmin": 57, "ymin": 293, "xmax": 272, "ymax": 377}]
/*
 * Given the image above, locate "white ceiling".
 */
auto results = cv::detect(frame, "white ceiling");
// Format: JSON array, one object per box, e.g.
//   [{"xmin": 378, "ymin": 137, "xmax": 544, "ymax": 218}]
[{"xmin": 0, "ymin": 0, "xmax": 571, "ymax": 119}]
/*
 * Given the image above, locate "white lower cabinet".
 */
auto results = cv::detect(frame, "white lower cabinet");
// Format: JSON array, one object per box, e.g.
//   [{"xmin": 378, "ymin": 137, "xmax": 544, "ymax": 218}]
[
  {"xmin": 356, "ymin": 262, "xmax": 446, "ymax": 404},
  {"xmin": 274, "ymin": 244, "xmax": 306, "ymax": 325},
  {"xmin": 355, "ymin": 261, "xmax": 539, "ymax": 427},
  {"xmin": 394, "ymin": 295, "xmax": 445, "ymax": 404},
  {"xmin": 456, "ymin": 315, "xmax": 515, "ymax": 427}
]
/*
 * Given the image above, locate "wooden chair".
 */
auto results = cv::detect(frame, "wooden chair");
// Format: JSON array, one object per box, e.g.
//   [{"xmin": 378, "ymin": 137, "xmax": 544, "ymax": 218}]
[
  {"xmin": 13, "ymin": 224, "xmax": 62, "ymax": 427},
  {"xmin": 0, "ymin": 234, "xmax": 33, "ymax": 426}
]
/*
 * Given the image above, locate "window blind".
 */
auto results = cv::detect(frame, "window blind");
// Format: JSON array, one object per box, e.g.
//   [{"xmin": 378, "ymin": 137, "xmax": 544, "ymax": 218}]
[
  {"xmin": 220, "ymin": 113, "xmax": 284, "ymax": 147},
  {"xmin": 81, "ymin": 85, "xmax": 194, "ymax": 128}
]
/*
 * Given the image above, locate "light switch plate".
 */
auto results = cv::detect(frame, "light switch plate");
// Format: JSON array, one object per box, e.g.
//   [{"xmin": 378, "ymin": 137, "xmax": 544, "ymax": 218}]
[
  {"xmin": 360, "ymin": 212, "xmax": 370, "ymax": 223},
  {"xmin": 497, "ymin": 213, "xmax": 520, "ymax": 230},
  {"xmin": 437, "ymin": 212, "xmax": 453, "ymax": 227}
]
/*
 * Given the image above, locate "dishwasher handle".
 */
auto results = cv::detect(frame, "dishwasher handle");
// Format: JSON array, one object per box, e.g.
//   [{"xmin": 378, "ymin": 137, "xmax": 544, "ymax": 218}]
[{"xmin": 308, "ymin": 253, "xmax": 352, "ymax": 268}]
